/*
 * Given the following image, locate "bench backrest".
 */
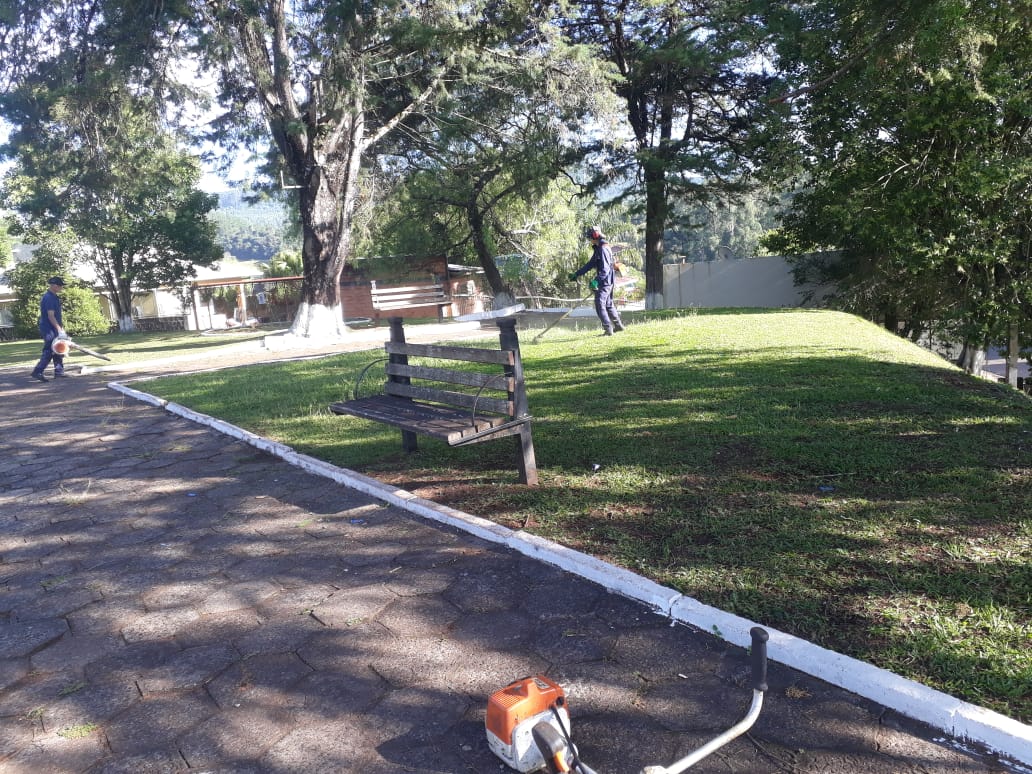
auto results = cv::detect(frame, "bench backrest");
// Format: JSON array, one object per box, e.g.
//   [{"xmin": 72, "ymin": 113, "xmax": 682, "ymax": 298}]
[
  {"xmin": 384, "ymin": 317, "xmax": 529, "ymax": 421},
  {"xmin": 370, "ymin": 281, "xmax": 449, "ymax": 311}
]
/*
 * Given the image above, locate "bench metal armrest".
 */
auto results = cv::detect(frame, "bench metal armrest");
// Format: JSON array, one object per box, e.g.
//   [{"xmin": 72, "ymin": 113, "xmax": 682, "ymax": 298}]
[
  {"xmin": 470, "ymin": 373, "xmax": 509, "ymax": 426},
  {"xmin": 352, "ymin": 357, "xmax": 389, "ymax": 400}
]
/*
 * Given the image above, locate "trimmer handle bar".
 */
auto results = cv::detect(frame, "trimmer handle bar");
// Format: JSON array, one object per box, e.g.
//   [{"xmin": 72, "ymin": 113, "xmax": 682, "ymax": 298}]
[{"xmin": 534, "ymin": 627, "xmax": 770, "ymax": 774}]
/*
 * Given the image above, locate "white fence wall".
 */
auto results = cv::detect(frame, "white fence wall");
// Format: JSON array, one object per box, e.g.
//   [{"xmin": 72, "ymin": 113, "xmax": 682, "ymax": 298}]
[{"xmin": 662, "ymin": 256, "xmax": 832, "ymax": 309}]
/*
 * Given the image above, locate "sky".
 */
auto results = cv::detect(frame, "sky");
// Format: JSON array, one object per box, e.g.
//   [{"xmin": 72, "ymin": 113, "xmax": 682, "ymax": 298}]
[
  {"xmin": 1, "ymin": 114, "xmax": 252, "ymax": 196},
  {"xmin": 198, "ymin": 146, "xmax": 256, "ymax": 193}
]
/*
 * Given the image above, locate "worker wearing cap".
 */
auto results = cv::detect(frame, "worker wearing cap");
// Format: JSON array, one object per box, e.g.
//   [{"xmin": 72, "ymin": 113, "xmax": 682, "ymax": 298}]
[
  {"xmin": 569, "ymin": 226, "xmax": 625, "ymax": 336},
  {"xmin": 30, "ymin": 277, "xmax": 68, "ymax": 383}
]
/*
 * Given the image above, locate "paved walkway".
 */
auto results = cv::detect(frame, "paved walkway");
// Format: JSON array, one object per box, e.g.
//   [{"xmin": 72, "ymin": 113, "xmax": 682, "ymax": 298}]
[{"xmin": 0, "ymin": 337, "xmax": 1019, "ymax": 773}]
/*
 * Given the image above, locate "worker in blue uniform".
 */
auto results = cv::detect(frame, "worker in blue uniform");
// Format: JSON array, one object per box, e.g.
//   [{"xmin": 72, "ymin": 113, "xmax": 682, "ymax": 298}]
[
  {"xmin": 569, "ymin": 226, "xmax": 625, "ymax": 336},
  {"xmin": 30, "ymin": 277, "xmax": 68, "ymax": 382}
]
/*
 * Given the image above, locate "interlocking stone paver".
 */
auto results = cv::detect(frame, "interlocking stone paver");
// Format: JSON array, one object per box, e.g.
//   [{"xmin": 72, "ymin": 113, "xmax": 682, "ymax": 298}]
[
  {"xmin": 83, "ymin": 639, "xmax": 181, "ymax": 684},
  {"xmin": 529, "ymin": 615, "xmax": 620, "ymax": 663},
  {"xmin": 385, "ymin": 566, "xmax": 459, "ymax": 596},
  {"xmin": 174, "ymin": 608, "xmax": 263, "ymax": 650},
  {"xmin": 0, "ymin": 666, "xmax": 83, "ymax": 718},
  {"xmin": 30, "ymin": 634, "xmax": 122, "ymax": 673},
  {"xmin": 39, "ymin": 679, "xmax": 141, "ymax": 731},
  {"xmin": 16, "ymin": 588, "xmax": 106, "ymax": 621},
  {"xmin": 0, "ymin": 657, "xmax": 31, "ymax": 692},
  {"xmin": 0, "ymin": 349, "xmax": 1022, "ymax": 773},
  {"xmin": 178, "ymin": 704, "xmax": 297, "ymax": 767},
  {"xmin": 295, "ymin": 625, "xmax": 395, "ymax": 673},
  {"xmin": 310, "ymin": 585, "xmax": 399, "ymax": 627},
  {"xmin": 140, "ymin": 580, "xmax": 219, "ymax": 611},
  {"xmin": 0, "ymin": 717, "xmax": 34, "ymax": 762},
  {"xmin": 377, "ymin": 594, "xmax": 464, "ymax": 637},
  {"xmin": 253, "ymin": 583, "xmax": 338, "ymax": 619},
  {"xmin": 206, "ymin": 652, "xmax": 313, "ymax": 710},
  {"xmin": 259, "ymin": 718, "xmax": 379, "ymax": 772},
  {"xmin": 120, "ymin": 607, "xmax": 201, "ymax": 642},
  {"xmin": 293, "ymin": 668, "xmax": 389, "ymax": 716},
  {"xmin": 0, "ymin": 729, "xmax": 109, "ymax": 774},
  {"xmin": 366, "ymin": 686, "xmax": 473, "ymax": 746},
  {"xmin": 447, "ymin": 608, "xmax": 538, "ymax": 648},
  {"xmin": 103, "ymin": 689, "xmax": 218, "ymax": 754},
  {"xmin": 444, "ymin": 566, "xmax": 528, "ymax": 613},
  {"xmin": 232, "ymin": 616, "xmax": 324, "ymax": 658},
  {"xmin": 0, "ymin": 618, "xmax": 69, "ymax": 658},
  {"xmin": 84, "ymin": 749, "xmax": 189, "ymax": 774},
  {"xmin": 65, "ymin": 598, "xmax": 148, "ymax": 637},
  {"xmin": 198, "ymin": 579, "xmax": 281, "ymax": 615},
  {"xmin": 136, "ymin": 643, "xmax": 239, "ymax": 693}
]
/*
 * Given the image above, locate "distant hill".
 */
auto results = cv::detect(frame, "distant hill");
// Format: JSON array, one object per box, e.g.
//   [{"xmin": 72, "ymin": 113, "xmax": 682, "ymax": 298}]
[{"xmin": 210, "ymin": 192, "xmax": 295, "ymax": 263}]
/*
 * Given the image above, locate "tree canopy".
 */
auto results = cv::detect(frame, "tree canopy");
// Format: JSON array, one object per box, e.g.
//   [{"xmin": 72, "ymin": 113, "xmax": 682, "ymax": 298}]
[
  {"xmin": 2, "ymin": 0, "xmax": 1030, "ymax": 365},
  {"xmin": 563, "ymin": 0, "xmax": 787, "ymax": 307},
  {"xmin": 765, "ymin": 0, "xmax": 1032, "ymax": 368},
  {"xmin": 358, "ymin": 21, "xmax": 617, "ymax": 304},
  {"xmin": 0, "ymin": 1, "xmax": 223, "ymax": 331},
  {"xmin": 177, "ymin": 0, "xmax": 592, "ymax": 337},
  {"xmin": 1, "ymin": 84, "xmax": 222, "ymax": 331},
  {"xmin": 0, "ymin": 217, "xmax": 12, "ymax": 268}
]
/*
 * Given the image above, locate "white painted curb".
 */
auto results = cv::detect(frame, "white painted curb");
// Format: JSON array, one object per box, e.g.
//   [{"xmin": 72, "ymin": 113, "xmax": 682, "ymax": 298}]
[{"xmin": 107, "ymin": 378, "xmax": 1032, "ymax": 769}]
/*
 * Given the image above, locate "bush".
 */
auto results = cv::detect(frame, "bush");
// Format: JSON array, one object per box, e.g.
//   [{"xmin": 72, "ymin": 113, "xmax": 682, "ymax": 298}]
[
  {"xmin": 6, "ymin": 233, "xmax": 108, "ymax": 337},
  {"xmin": 60, "ymin": 284, "xmax": 110, "ymax": 336}
]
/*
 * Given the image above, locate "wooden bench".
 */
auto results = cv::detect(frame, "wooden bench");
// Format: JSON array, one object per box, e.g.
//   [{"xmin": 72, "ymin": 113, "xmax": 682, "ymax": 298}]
[
  {"xmin": 369, "ymin": 280, "xmax": 451, "ymax": 319},
  {"xmin": 329, "ymin": 316, "xmax": 538, "ymax": 485}
]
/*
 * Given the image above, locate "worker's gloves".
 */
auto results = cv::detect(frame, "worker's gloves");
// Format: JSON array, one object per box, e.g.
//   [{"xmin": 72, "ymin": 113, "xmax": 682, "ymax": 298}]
[
  {"xmin": 589, "ymin": 278, "xmax": 599, "ymax": 291},
  {"xmin": 567, "ymin": 273, "xmax": 578, "ymax": 282}
]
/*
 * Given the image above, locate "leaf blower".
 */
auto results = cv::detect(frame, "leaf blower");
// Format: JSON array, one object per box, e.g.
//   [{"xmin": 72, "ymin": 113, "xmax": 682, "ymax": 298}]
[{"xmin": 52, "ymin": 333, "xmax": 112, "ymax": 361}]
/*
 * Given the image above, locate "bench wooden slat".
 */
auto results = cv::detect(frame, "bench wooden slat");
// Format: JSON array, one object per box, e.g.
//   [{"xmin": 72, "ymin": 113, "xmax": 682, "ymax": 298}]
[
  {"xmin": 374, "ymin": 294, "xmax": 447, "ymax": 307},
  {"xmin": 384, "ymin": 382, "xmax": 513, "ymax": 417},
  {"xmin": 375, "ymin": 300, "xmax": 447, "ymax": 311},
  {"xmin": 330, "ymin": 396, "xmax": 510, "ymax": 444},
  {"xmin": 370, "ymin": 282, "xmax": 450, "ymax": 314},
  {"xmin": 386, "ymin": 362, "xmax": 515, "ymax": 392},
  {"xmin": 387, "ymin": 341, "xmax": 514, "ymax": 366},
  {"xmin": 372, "ymin": 283, "xmax": 447, "ymax": 294}
]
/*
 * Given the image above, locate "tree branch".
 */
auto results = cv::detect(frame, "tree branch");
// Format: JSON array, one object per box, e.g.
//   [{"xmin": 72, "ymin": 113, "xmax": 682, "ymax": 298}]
[{"xmin": 361, "ymin": 78, "xmax": 440, "ymax": 152}]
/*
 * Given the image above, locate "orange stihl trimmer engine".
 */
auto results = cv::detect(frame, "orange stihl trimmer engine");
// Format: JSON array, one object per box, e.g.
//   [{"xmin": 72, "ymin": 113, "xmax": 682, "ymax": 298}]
[{"xmin": 486, "ymin": 675, "xmax": 572, "ymax": 772}]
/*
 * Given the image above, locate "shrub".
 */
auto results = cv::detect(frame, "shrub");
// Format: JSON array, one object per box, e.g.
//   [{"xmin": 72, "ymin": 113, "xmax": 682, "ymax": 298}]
[{"xmin": 6, "ymin": 233, "xmax": 107, "ymax": 337}]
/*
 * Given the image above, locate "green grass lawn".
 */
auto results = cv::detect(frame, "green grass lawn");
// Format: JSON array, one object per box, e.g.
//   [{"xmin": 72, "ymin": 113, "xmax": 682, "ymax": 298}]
[{"xmin": 44, "ymin": 309, "xmax": 1032, "ymax": 722}]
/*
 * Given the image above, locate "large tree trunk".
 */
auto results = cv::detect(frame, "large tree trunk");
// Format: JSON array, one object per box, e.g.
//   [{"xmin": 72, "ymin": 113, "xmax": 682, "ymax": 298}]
[
  {"xmin": 1005, "ymin": 323, "xmax": 1020, "ymax": 388},
  {"xmin": 288, "ymin": 165, "xmax": 353, "ymax": 339},
  {"xmin": 642, "ymin": 160, "xmax": 667, "ymax": 311},
  {"xmin": 232, "ymin": 6, "xmax": 359, "ymax": 341},
  {"xmin": 94, "ymin": 252, "xmax": 137, "ymax": 332},
  {"xmin": 468, "ymin": 200, "xmax": 513, "ymax": 308},
  {"xmin": 106, "ymin": 271, "xmax": 136, "ymax": 333},
  {"xmin": 229, "ymin": 1, "xmax": 443, "ymax": 339},
  {"xmin": 116, "ymin": 276, "xmax": 136, "ymax": 332},
  {"xmin": 285, "ymin": 106, "xmax": 364, "ymax": 339},
  {"xmin": 957, "ymin": 339, "xmax": 987, "ymax": 374}
]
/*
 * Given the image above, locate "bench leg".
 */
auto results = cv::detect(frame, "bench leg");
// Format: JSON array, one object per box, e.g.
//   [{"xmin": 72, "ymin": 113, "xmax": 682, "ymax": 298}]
[
  {"xmin": 402, "ymin": 429, "xmax": 419, "ymax": 453},
  {"xmin": 515, "ymin": 426, "xmax": 538, "ymax": 486}
]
